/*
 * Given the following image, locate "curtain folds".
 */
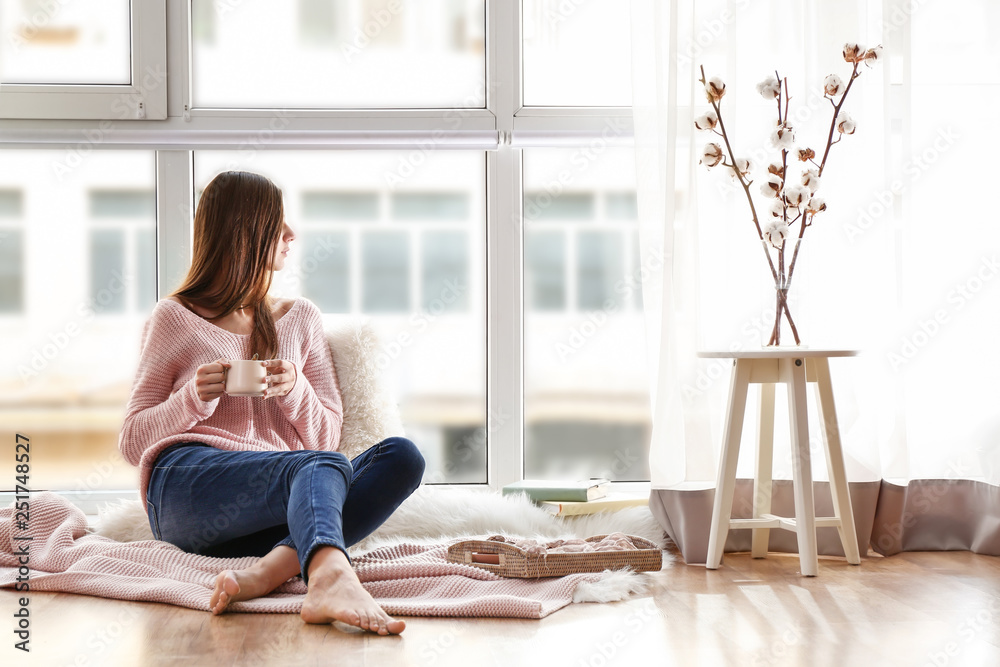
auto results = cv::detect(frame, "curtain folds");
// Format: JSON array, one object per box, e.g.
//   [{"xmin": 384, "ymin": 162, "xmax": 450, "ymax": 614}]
[{"xmin": 633, "ymin": 0, "xmax": 1000, "ymax": 561}]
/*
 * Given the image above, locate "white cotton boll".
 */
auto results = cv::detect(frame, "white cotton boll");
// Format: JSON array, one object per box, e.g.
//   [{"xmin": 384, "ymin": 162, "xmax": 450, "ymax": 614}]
[
  {"xmin": 760, "ymin": 173, "xmax": 783, "ymax": 198},
  {"xmin": 801, "ymin": 168, "xmax": 821, "ymax": 193},
  {"xmin": 823, "ymin": 74, "xmax": 844, "ymax": 97},
  {"xmin": 764, "ymin": 221, "xmax": 790, "ymax": 247},
  {"xmin": 756, "ymin": 76, "xmax": 781, "ymax": 100},
  {"xmin": 769, "ymin": 199, "xmax": 785, "ymax": 218},
  {"xmin": 843, "ymin": 42, "xmax": 864, "ymax": 62},
  {"xmin": 734, "ymin": 157, "xmax": 752, "ymax": 178},
  {"xmin": 783, "ymin": 184, "xmax": 809, "ymax": 208},
  {"xmin": 700, "ymin": 142, "xmax": 724, "ymax": 167},
  {"xmin": 694, "ymin": 109, "xmax": 719, "ymax": 131},
  {"xmin": 807, "ymin": 197, "xmax": 827, "ymax": 214},
  {"xmin": 770, "ymin": 122, "xmax": 796, "ymax": 150},
  {"xmin": 705, "ymin": 77, "xmax": 726, "ymax": 102},
  {"xmin": 837, "ymin": 112, "xmax": 856, "ymax": 135},
  {"xmin": 864, "ymin": 45, "xmax": 883, "ymax": 66}
]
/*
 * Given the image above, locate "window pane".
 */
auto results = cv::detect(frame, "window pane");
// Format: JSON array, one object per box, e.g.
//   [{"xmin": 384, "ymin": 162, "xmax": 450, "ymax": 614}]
[
  {"xmin": 0, "ymin": 151, "xmax": 155, "ymax": 495},
  {"xmin": 523, "ymin": 148, "xmax": 650, "ymax": 481},
  {"xmin": 89, "ymin": 230, "xmax": 126, "ymax": 313},
  {"xmin": 302, "ymin": 230, "xmax": 350, "ymax": 312},
  {"xmin": 393, "ymin": 193, "xmax": 469, "ymax": 220},
  {"xmin": 0, "ymin": 228, "xmax": 24, "ymax": 312},
  {"xmin": 191, "ymin": 0, "xmax": 486, "ymax": 108},
  {"xmin": 524, "ymin": 229, "xmax": 565, "ymax": 310},
  {"xmin": 523, "ymin": 0, "xmax": 632, "ymax": 106},
  {"xmin": 89, "ymin": 190, "xmax": 156, "ymax": 218},
  {"xmin": 0, "ymin": 189, "xmax": 23, "ymax": 216},
  {"xmin": 524, "ymin": 191, "xmax": 594, "ymax": 220},
  {"xmin": 303, "ymin": 191, "xmax": 379, "ymax": 220},
  {"xmin": 194, "ymin": 152, "xmax": 487, "ymax": 484},
  {"xmin": 363, "ymin": 231, "xmax": 409, "ymax": 312},
  {"xmin": 136, "ymin": 227, "xmax": 157, "ymax": 312},
  {"xmin": 422, "ymin": 230, "xmax": 467, "ymax": 312},
  {"xmin": 577, "ymin": 231, "xmax": 623, "ymax": 310},
  {"xmin": 606, "ymin": 192, "xmax": 638, "ymax": 220},
  {"xmin": 0, "ymin": 0, "xmax": 131, "ymax": 84}
]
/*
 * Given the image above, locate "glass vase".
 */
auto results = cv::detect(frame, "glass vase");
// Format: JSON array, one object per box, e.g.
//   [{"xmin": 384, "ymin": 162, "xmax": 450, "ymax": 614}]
[{"xmin": 760, "ymin": 237, "xmax": 807, "ymax": 347}]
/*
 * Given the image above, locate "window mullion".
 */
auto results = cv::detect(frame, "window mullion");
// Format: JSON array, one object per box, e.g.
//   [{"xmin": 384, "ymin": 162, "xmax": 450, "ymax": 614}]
[
  {"xmin": 155, "ymin": 151, "xmax": 193, "ymax": 298},
  {"xmin": 486, "ymin": 0, "xmax": 523, "ymax": 490}
]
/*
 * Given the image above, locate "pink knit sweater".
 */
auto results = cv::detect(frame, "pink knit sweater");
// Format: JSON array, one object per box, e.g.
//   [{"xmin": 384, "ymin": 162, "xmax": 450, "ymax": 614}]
[{"xmin": 119, "ymin": 298, "xmax": 344, "ymax": 511}]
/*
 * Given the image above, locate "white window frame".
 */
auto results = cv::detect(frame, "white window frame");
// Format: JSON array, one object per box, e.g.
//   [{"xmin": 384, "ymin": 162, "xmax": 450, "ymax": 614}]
[
  {"xmin": 0, "ymin": 0, "xmax": 652, "ymax": 511},
  {"xmin": 0, "ymin": 0, "xmax": 167, "ymax": 120}
]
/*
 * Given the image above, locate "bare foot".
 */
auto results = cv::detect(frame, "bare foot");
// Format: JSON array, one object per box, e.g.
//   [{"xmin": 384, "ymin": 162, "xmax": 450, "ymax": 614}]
[
  {"xmin": 209, "ymin": 545, "xmax": 301, "ymax": 615},
  {"xmin": 300, "ymin": 548, "xmax": 405, "ymax": 635},
  {"xmin": 210, "ymin": 569, "xmax": 270, "ymax": 614}
]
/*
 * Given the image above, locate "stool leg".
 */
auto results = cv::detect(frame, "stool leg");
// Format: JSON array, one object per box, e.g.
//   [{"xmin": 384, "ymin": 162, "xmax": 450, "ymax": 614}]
[
  {"xmin": 782, "ymin": 357, "xmax": 818, "ymax": 577},
  {"xmin": 752, "ymin": 383, "xmax": 776, "ymax": 559},
  {"xmin": 812, "ymin": 358, "xmax": 862, "ymax": 565},
  {"xmin": 707, "ymin": 359, "xmax": 752, "ymax": 569}
]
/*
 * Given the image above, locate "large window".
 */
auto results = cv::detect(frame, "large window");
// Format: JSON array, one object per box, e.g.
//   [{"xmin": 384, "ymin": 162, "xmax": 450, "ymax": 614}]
[{"xmin": 0, "ymin": 2, "xmax": 650, "ymax": 504}]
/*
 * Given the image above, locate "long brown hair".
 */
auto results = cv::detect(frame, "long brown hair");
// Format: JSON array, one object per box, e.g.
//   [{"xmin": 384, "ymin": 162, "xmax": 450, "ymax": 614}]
[{"xmin": 169, "ymin": 171, "xmax": 284, "ymax": 360}]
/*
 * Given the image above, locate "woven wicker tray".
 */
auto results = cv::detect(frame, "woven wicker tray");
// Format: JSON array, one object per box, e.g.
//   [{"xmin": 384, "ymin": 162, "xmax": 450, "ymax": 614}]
[{"xmin": 447, "ymin": 534, "xmax": 663, "ymax": 578}]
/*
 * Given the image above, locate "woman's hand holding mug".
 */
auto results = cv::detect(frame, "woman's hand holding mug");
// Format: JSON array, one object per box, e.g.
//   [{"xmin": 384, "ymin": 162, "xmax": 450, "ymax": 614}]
[
  {"xmin": 195, "ymin": 358, "xmax": 231, "ymax": 402},
  {"xmin": 262, "ymin": 359, "xmax": 297, "ymax": 399}
]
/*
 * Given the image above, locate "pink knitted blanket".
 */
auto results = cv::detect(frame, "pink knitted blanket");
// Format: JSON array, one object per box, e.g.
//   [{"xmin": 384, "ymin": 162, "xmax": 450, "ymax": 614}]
[{"xmin": 1, "ymin": 493, "xmax": 606, "ymax": 619}]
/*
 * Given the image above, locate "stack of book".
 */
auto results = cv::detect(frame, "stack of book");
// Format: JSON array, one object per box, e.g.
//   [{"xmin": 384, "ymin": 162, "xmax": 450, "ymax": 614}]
[{"xmin": 501, "ymin": 478, "xmax": 649, "ymax": 516}]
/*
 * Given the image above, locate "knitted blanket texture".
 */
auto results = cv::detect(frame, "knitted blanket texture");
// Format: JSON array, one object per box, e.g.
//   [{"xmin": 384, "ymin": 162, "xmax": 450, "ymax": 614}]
[{"xmin": 1, "ymin": 492, "xmax": 610, "ymax": 619}]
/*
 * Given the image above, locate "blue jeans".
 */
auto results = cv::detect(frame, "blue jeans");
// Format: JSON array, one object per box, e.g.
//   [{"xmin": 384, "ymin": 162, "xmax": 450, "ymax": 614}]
[{"xmin": 145, "ymin": 436, "xmax": 425, "ymax": 583}]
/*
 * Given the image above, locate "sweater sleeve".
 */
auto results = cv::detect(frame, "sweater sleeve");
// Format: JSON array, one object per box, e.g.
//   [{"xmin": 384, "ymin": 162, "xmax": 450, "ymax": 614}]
[
  {"xmin": 118, "ymin": 304, "xmax": 221, "ymax": 467},
  {"xmin": 274, "ymin": 301, "xmax": 344, "ymax": 452}
]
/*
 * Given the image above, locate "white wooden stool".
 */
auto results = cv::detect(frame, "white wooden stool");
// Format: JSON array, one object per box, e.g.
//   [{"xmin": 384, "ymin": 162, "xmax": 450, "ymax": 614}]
[{"xmin": 699, "ymin": 349, "xmax": 862, "ymax": 576}]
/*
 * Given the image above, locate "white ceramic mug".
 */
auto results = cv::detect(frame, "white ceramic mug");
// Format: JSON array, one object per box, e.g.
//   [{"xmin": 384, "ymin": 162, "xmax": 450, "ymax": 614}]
[{"xmin": 225, "ymin": 359, "xmax": 267, "ymax": 397}]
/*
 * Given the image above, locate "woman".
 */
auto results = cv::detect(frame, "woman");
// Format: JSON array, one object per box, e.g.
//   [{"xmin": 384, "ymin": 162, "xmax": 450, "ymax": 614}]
[{"xmin": 118, "ymin": 170, "xmax": 423, "ymax": 635}]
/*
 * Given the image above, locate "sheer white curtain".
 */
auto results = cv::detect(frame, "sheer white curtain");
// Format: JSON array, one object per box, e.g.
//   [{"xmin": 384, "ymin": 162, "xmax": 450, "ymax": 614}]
[{"xmin": 632, "ymin": 0, "xmax": 1000, "ymax": 563}]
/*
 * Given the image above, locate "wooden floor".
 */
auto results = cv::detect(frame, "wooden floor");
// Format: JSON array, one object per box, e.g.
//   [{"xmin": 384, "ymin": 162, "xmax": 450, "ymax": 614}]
[{"xmin": 4, "ymin": 547, "xmax": 1000, "ymax": 666}]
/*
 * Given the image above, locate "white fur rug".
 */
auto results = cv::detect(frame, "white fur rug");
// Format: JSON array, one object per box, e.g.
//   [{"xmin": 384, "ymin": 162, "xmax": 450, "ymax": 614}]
[{"xmin": 93, "ymin": 486, "xmax": 670, "ymax": 604}]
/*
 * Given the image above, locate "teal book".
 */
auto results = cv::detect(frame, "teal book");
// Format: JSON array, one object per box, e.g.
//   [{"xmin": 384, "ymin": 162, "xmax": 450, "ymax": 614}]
[{"xmin": 502, "ymin": 478, "xmax": 610, "ymax": 503}]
